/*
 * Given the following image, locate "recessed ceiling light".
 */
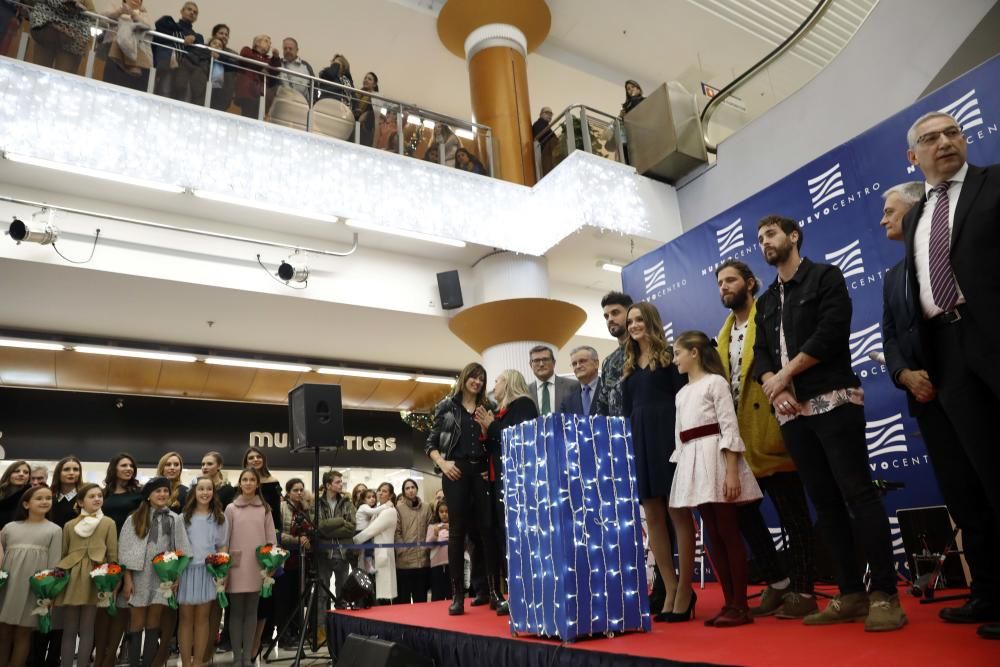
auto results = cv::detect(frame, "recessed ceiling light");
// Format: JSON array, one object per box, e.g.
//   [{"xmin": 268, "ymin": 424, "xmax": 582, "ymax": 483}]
[
  {"xmin": 75, "ymin": 346, "xmax": 197, "ymax": 362},
  {"xmin": 0, "ymin": 338, "xmax": 65, "ymax": 351},
  {"xmin": 317, "ymin": 368, "xmax": 413, "ymax": 381},
  {"xmin": 205, "ymin": 357, "xmax": 312, "ymax": 372}
]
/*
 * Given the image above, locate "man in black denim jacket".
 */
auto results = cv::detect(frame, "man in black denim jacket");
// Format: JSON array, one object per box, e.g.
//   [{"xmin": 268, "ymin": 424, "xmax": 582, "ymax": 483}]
[{"xmin": 752, "ymin": 215, "xmax": 903, "ymax": 632}]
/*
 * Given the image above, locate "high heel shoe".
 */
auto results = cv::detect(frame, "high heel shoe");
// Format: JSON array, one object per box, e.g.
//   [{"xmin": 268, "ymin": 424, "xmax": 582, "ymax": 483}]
[{"xmin": 666, "ymin": 590, "xmax": 697, "ymax": 623}]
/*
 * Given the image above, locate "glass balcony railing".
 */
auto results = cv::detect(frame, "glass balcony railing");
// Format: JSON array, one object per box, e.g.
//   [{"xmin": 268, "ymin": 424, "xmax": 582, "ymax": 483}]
[
  {"xmin": 0, "ymin": 1, "xmax": 495, "ymax": 176},
  {"xmin": 535, "ymin": 104, "xmax": 627, "ymax": 181}
]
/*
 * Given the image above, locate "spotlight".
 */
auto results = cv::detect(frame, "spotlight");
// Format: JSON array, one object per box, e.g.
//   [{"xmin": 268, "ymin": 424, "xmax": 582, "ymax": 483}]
[
  {"xmin": 8, "ymin": 217, "xmax": 58, "ymax": 245},
  {"xmin": 277, "ymin": 260, "xmax": 309, "ymax": 283}
]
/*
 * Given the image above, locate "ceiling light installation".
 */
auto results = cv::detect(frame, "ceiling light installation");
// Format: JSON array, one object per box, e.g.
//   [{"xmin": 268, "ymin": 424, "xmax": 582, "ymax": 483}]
[
  {"xmin": 6, "ymin": 210, "xmax": 101, "ymax": 264},
  {"xmin": 257, "ymin": 251, "xmax": 309, "ymax": 289}
]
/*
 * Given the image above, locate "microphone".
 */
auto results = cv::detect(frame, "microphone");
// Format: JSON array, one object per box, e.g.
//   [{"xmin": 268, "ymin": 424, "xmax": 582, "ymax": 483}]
[{"xmin": 868, "ymin": 350, "xmax": 886, "ymax": 365}]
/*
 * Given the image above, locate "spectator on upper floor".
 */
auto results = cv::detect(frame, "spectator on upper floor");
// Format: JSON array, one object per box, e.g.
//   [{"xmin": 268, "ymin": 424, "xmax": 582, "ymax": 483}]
[
  {"xmin": 27, "ymin": 0, "xmax": 96, "ymax": 74},
  {"xmin": 234, "ymin": 33, "xmax": 281, "ymax": 119},
  {"xmin": 376, "ymin": 109, "xmax": 400, "ymax": 152},
  {"xmin": 423, "ymin": 144, "xmax": 441, "ymax": 165},
  {"xmin": 532, "ymin": 106, "xmax": 555, "ymax": 143},
  {"xmin": 620, "ymin": 79, "xmax": 644, "ymax": 117},
  {"xmin": 206, "ymin": 23, "xmax": 237, "ymax": 111},
  {"xmin": 152, "ymin": 1, "xmax": 203, "ymax": 98},
  {"xmin": 0, "ymin": 1, "xmax": 19, "ymax": 55},
  {"xmin": 455, "ymin": 147, "xmax": 486, "ymax": 176},
  {"xmin": 278, "ymin": 37, "xmax": 315, "ymax": 101},
  {"xmin": 317, "ymin": 53, "xmax": 354, "ymax": 106},
  {"xmin": 432, "ymin": 123, "xmax": 460, "ymax": 167},
  {"xmin": 355, "ymin": 71, "xmax": 379, "ymax": 146},
  {"xmin": 99, "ymin": 0, "xmax": 152, "ymax": 92}
]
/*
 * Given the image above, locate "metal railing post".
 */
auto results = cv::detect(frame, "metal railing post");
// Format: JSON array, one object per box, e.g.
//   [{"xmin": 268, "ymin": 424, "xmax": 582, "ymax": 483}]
[
  {"xmin": 485, "ymin": 129, "xmax": 494, "ymax": 178},
  {"xmin": 396, "ymin": 107, "xmax": 404, "ymax": 155},
  {"xmin": 16, "ymin": 30, "xmax": 29, "ymax": 60},
  {"xmin": 355, "ymin": 120, "xmax": 361, "ymax": 144},
  {"xmin": 84, "ymin": 37, "xmax": 96, "ymax": 80},
  {"xmin": 614, "ymin": 119, "xmax": 626, "ymax": 164},
  {"xmin": 580, "ymin": 108, "xmax": 592, "ymax": 154},
  {"xmin": 258, "ymin": 74, "xmax": 267, "ymax": 121},
  {"xmin": 306, "ymin": 79, "xmax": 315, "ymax": 132},
  {"xmin": 533, "ymin": 139, "xmax": 542, "ymax": 181},
  {"xmin": 147, "ymin": 66, "xmax": 157, "ymax": 94},
  {"xmin": 438, "ymin": 138, "xmax": 445, "ymax": 165},
  {"xmin": 565, "ymin": 110, "xmax": 576, "ymax": 157},
  {"xmin": 204, "ymin": 53, "xmax": 215, "ymax": 108}
]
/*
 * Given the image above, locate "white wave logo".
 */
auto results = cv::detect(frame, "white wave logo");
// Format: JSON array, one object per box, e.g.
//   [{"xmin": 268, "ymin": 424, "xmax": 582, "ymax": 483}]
[
  {"xmin": 825, "ymin": 239, "xmax": 865, "ymax": 279},
  {"xmin": 849, "ymin": 323, "xmax": 882, "ymax": 368},
  {"xmin": 940, "ymin": 89, "xmax": 983, "ymax": 132},
  {"xmin": 715, "ymin": 218, "xmax": 744, "ymax": 256},
  {"xmin": 643, "ymin": 259, "xmax": 666, "ymax": 295},
  {"xmin": 866, "ymin": 413, "xmax": 908, "ymax": 459},
  {"xmin": 662, "ymin": 321, "xmax": 674, "ymax": 343},
  {"xmin": 807, "ymin": 163, "xmax": 846, "ymax": 210},
  {"xmin": 889, "ymin": 517, "xmax": 904, "ymax": 556},
  {"xmin": 769, "ymin": 526, "xmax": 786, "ymax": 551}
]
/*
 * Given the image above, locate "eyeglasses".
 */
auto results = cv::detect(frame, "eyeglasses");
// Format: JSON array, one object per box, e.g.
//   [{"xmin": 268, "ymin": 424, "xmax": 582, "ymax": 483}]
[
  {"xmin": 529, "ymin": 358, "xmax": 553, "ymax": 365},
  {"xmin": 915, "ymin": 126, "xmax": 962, "ymax": 146}
]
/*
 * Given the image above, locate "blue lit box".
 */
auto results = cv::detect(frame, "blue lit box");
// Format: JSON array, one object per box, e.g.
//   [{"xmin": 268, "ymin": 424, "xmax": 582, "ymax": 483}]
[{"xmin": 502, "ymin": 414, "xmax": 651, "ymax": 641}]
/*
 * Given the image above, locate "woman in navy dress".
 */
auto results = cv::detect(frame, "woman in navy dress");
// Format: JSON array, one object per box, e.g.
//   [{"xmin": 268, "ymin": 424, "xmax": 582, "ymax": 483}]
[{"xmin": 622, "ymin": 302, "xmax": 696, "ymax": 622}]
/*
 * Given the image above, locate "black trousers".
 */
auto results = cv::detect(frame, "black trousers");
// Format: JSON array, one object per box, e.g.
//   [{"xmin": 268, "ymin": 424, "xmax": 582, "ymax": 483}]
[
  {"xmin": 738, "ymin": 471, "xmax": 817, "ymax": 594},
  {"xmin": 429, "ymin": 565, "xmax": 451, "ymax": 601},
  {"xmin": 442, "ymin": 459, "xmax": 501, "ymax": 592},
  {"xmin": 395, "ymin": 567, "xmax": 430, "ymax": 604},
  {"xmin": 924, "ymin": 317, "xmax": 1000, "ymax": 600},
  {"xmin": 780, "ymin": 403, "xmax": 896, "ymax": 596}
]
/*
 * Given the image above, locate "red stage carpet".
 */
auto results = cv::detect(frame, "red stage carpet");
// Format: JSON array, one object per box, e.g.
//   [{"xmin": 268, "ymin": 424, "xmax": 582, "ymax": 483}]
[{"xmin": 331, "ymin": 584, "xmax": 1000, "ymax": 666}]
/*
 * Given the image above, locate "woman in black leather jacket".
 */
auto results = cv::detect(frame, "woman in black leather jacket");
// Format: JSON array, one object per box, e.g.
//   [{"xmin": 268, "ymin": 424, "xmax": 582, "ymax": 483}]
[{"xmin": 425, "ymin": 362, "xmax": 507, "ymax": 616}]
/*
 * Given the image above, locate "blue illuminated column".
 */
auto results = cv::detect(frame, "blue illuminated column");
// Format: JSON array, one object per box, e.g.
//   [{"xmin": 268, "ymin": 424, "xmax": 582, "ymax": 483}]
[{"xmin": 503, "ymin": 414, "xmax": 651, "ymax": 641}]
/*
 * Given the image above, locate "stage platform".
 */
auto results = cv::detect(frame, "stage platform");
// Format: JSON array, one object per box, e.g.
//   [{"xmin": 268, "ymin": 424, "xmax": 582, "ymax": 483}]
[{"xmin": 326, "ymin": 584, "xmax": 998, "ymax": 666}]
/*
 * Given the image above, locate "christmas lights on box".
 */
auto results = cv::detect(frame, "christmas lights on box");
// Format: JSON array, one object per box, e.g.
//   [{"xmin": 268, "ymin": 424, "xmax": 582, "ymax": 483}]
[{"xmin": 502, "ymin": 414, "xmax": 651, "ymax": 641}]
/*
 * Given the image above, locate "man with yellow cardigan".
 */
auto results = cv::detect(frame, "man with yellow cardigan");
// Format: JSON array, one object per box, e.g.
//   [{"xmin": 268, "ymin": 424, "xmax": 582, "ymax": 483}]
[{"xmin": 716, "ymin": 259, "xmax": 819, "ymax": 619}]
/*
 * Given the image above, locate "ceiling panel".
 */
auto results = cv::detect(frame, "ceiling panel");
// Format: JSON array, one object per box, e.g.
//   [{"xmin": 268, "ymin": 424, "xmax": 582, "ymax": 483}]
[
  {"xmin": 55, "ymin": 352, "xmax": 110, "ymax": 391},
  {"xmin": 0, "ymin": 348, "xmax": 56, "ymax": 386},
  {"xmin": 155, "ymin": 362, "xmax": 211, "ymax": 397},
  {"xmin": 107, "ymin": 357, "xmax": 162, "ymax": 393}
]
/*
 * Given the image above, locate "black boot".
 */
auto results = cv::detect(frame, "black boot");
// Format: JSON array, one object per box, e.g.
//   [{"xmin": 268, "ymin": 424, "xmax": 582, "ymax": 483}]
[
  {"xmin": 140, "ymin": 629, "xmax": 160, "ymax": 667},
  {"xmin": 490, "ymin": 576, "xmax": 509, "ymax": 616},
  {"xmin": 471, "ymin": 587, "xmax": 491, "ymax": 607},
  {"xmin": 448, "ymin": 581, "xmax": 465, "ymax": 616},
  {"xmin": 126, "ymin": 631, "xmax": 143, "ymax": 667}
]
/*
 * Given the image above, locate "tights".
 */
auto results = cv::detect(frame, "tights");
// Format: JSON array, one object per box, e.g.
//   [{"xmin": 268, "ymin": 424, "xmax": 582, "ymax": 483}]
[
  {"xmin": 699, "ymin": 502, "xmax": 748, "ymax": 611},
  {"xmin": 61, "ymin": 605, "xmax": 97, "ymax": 667},
  {"xmin": 228, "ymin": 592, "xmax": 260, "ymax": 667}
]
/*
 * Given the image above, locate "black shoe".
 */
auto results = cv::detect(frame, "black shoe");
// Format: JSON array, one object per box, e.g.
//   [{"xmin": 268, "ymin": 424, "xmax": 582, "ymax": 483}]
[
  {"xmin": 977, "ymin": 622, "xmax": 1000, "ymax": 639},
  {"xmin": 667, "ymin": 590, "xmax": 697, "ymax": 623},
  {"xmin": 449, "ymin": 596, "xmax": 465, "ymax": 616},
  {"xmin": 939, "ymin": 598, "xmax": 1000, "ymax": 624},
  {"xmin": 471, "ymin": 591, "xmax": 490, "ymax": 607}
]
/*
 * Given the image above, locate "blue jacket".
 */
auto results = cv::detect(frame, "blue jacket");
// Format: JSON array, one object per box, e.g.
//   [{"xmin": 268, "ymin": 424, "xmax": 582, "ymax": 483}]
[{"xmin": 558, "ymin": 379, "xmax": 602, "ymax": 416}]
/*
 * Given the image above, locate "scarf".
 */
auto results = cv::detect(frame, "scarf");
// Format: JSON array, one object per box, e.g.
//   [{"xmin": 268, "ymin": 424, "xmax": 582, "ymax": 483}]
[
  {"xmin": 74, "ymin": 509, "xmax": 104, "ymax": 538},
  {"xmin": 148, "ymin": 507, "xmax": 174, "ymax": 545}
]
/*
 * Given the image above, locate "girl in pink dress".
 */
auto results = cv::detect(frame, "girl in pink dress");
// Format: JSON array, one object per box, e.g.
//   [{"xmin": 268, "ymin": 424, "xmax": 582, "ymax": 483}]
[{"xmin": 670, "ymin": 331, "xmax": 762, "ymax": 628}]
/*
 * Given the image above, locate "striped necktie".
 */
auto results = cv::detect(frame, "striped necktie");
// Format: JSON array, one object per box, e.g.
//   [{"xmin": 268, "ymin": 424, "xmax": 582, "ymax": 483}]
[{"xmin": 927, "ymin": 181, "xmax": 959, "ymax": 312}]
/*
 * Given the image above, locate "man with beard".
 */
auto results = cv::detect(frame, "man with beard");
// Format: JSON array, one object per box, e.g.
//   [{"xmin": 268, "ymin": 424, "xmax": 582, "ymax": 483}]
[
  {"xmin": 594, "ymin": 291, "xmax": 633, "ymax": 417},
  {"xmin": 715, "ymin": 259, "xmax": 818, "ymax": 618},
  {"xmin": 752, "ymin": 216, "xmax": 903, "ymax": 632},
  {"xmin": 881, "ymin": 181, "xmax": 1000, "ymax": 632}
]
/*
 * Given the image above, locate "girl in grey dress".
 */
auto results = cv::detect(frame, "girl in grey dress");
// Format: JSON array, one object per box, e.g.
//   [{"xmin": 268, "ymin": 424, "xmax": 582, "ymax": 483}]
[{"xmin": 119, "ymin": 477, "xmax": 191, "ymax": 667}]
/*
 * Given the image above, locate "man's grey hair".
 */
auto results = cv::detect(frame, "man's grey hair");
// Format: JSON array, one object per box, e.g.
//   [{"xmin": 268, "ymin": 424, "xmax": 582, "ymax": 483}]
[
  {"xmin": 882, "ymin": 181, "xmax": 924, "ymax": 207},
  {"xmin": 906, "ymin": 111, "xmax": 960, "ymax": 148},
  {"xmin": 570, "ymin": 345, "xmax": 599, "ymax": 361}
]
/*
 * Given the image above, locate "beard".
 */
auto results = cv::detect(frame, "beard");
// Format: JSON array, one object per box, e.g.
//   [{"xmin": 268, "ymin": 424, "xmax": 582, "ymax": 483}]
[
  {"xmin": 721, "ymin": 289, "xmax": 749, "ymax": 311},
  {"xmin": 764, "ymin": 238, "xmax": 794, "ymax": 266},
  {"xmin": 608, "ymin": 322, "xmax": 625, "ymax": 338}
]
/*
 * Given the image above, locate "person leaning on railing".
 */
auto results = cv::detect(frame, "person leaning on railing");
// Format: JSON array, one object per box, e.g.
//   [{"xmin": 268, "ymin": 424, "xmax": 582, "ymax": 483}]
[
  {"xmin": 317, "ymin": 53, "xmax": 353, "ymax": 106},
  {"xmin": 100, "ymin": 0, "xmax": 153, "ymax": 92},
  {"xmin": 206, "ymin": 23, "xmax": 237, "ymax": 112},
  {"xmin": 151, "ymin": 1, "xmax": 202, "ymax": 99},
  {"xmin": 354, "ymin": 71, "xmax": 379, "ymax": 147},
  {"xmin": 234, "ymin": 33, "xmax": 280, "ymax": 119},
  {"xmin": 27, "ymin": 0, "xmax": 95, "ymax": 74},
  {"xmin": 455, "ymin": 147, "xmax": 486, "ymax": 176}
]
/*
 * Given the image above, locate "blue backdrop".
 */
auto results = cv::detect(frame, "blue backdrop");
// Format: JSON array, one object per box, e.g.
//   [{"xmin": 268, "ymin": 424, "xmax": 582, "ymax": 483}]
[{"xmin": 622, "ymin": 54, "xmax": 1000, "ymax": 564}]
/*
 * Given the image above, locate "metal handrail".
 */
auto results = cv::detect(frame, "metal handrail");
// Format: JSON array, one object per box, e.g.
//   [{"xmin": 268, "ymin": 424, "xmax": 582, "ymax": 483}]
[{"xmin": 700, "ymin": 0, "xmax": 835, "ymax": 154}]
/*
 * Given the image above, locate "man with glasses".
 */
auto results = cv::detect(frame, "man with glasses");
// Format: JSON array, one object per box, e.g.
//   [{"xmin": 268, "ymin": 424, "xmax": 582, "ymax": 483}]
[
  {"xmin": 559, "ymin": 346, "xmax": 602, "ymax": 416},
  {"xmin": 526, "ymin": 345, "xmax": 575, "ymax": 415},
  {"xmin": 900, "ymin": 111, "xmax": 1000, "ymax": 640}
]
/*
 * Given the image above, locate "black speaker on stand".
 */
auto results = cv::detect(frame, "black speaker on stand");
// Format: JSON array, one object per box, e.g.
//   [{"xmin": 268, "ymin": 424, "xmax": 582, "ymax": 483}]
[{"xmin": 265, "ymin": 383, "xmax": 345, "ymax": 665}]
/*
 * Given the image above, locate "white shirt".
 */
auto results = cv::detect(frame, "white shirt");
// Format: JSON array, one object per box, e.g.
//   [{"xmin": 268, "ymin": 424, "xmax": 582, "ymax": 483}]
[
  {"xmin": 913, "ymin": 161, "xmax": 968, "ymax": 318},
  {"xmin": 279, "ymin": 58, "xmax": 314, "ymax": 99}
]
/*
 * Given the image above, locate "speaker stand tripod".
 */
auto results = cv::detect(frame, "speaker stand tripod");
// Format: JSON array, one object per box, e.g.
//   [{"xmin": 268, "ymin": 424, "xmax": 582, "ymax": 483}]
[{"xmin": 262, "ymin": 446, "xmax": 338, "ymax": 665}]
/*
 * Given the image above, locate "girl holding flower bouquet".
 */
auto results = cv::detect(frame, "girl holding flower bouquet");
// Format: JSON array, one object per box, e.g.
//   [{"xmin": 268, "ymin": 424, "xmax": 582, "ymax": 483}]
[
  {"xmin": 0, "ymin": 485, "xmax": 61, "ymax": 667},
  {"xmin": 55, "ymin": 483, "xmax": 118, "ymax": 667},
  {"xmin": 118, "ymin": 477, "xmax": 191, "ymax": 667},
  {"xmin": 225, "ymin": 468, "xmax": 276, "ymax": 667},
  {"xmin": 177, "ymin": 477, "xmax": 228, "ymax": 667}
]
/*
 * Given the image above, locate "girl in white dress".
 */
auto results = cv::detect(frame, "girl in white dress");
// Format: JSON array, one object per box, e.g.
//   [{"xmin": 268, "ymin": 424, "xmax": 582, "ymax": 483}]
[{"xmin": 670, "ymin": 331, "xmax": 762, "ymax": 628}]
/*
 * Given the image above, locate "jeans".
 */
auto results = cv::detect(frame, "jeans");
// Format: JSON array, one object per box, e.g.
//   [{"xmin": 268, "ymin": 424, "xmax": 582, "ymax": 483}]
[{"xmin": 780, "ymin": 403, "xmax": 896, "ymax": 595}]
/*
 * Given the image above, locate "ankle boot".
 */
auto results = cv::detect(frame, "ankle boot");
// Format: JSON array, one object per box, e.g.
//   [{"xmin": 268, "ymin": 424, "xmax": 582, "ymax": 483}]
[
  {"xmin": 126, "ymin": 631, "xmax": 143, "ymax": 667},
  {"xmin": 490, "ymin": 576, "xmax": 509, "ymax": 616},
  {"xmin": 448, "ymin": 581, "xmax": 465, "ymax": 616},
  {"xmin": 140, "ymin": 629, "xmax": 160, "ymax": 667}
]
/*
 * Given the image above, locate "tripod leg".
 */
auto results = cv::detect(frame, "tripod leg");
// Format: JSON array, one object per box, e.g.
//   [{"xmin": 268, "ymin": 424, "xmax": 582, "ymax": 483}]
[{"xmin": 294, "ymin": 582, "xmax": 318, "ymax": 667}]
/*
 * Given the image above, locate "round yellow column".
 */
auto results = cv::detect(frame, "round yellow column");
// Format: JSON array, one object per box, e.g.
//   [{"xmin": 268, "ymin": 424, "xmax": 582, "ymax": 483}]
[{"xmin": 438, "ymin": 1, "xmax": 551, "ymax": 185}]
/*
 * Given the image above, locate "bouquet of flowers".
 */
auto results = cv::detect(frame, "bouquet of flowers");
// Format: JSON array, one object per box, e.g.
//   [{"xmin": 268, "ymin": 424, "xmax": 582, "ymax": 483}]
[
  {"xmin": 29, "ymin": 568, "xmax": 70, "ymax": 633},
  {"xmin": 0, "ymin": 570, "xmax": 8, "ymax": 590},
  {"xmin": 89, "ymin": 562, "xmax": 124, "ymax": 617},
  {"xmin": 151, "ymin": 550, "xmax": 191, "ymax": 610},
  {"xmin": 205, "ymin": 552, "xmax": 232, "ymax": 608},
  {"xmin": 255, "ymin": 544, "xmax": 289, "ymax": 599}
]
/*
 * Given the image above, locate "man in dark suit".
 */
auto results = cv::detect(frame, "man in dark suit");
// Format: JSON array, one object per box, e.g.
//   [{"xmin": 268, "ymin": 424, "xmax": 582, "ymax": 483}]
[
  {"xmin": 558, "ymin": 346, "xmax": 602, "ymax": 415},
  {"xmin": 526, "ymin": 345, "xmax": 576, "ymax": 414},
  {"xmin": 900, "ymin": 112, "xmax": 1000, "ymax": 638}
]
